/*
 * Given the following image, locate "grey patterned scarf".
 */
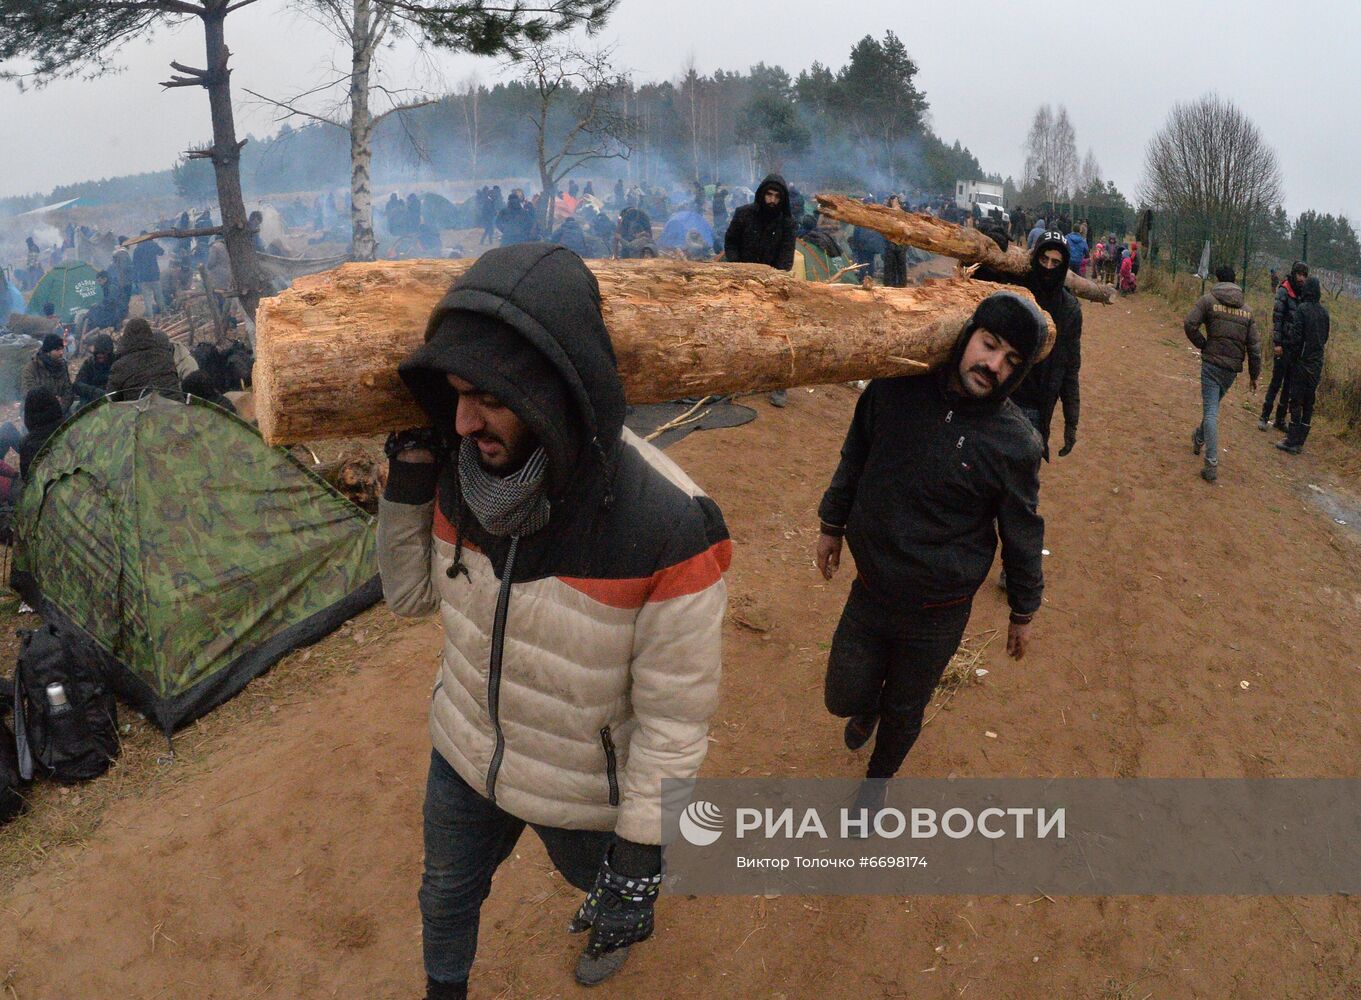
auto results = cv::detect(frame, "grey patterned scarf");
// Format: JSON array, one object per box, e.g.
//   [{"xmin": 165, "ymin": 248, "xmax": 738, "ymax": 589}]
[{"xmin": 457, "ymin": 436, "xmax": 551, "ymax": 537}]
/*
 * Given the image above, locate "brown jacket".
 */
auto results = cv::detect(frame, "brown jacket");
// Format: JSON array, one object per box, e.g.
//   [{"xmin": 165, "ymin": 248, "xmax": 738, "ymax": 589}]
[{"xmin": 1184, "ymin": 283, "xmax": 1261, "ymax": 381}]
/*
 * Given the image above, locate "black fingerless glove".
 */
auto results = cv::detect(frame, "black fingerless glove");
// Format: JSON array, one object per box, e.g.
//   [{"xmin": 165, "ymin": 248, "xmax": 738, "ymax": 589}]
[
  {"xmin": 568, "ymin": 843, "xmax": 664, "ymax": 957},
  {"xmin": 383, "ymin": 426, "xmax": 440, "ymax": 461}
]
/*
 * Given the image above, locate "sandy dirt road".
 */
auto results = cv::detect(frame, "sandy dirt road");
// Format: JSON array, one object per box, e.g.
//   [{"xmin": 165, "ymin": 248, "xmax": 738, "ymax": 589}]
[{"xmin": 4, "ymin": 289, "xmax": 1361, "ymax": 999}]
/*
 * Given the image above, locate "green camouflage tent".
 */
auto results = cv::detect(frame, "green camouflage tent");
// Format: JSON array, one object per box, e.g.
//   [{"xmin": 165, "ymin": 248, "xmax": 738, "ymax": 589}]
[
  {"xmin": 25, "ymin": 260, "xmax": 101, "ymax": 323},
  {"xmin": 11, "ymin": 393, "xmax": 381, "ymax": 732}
]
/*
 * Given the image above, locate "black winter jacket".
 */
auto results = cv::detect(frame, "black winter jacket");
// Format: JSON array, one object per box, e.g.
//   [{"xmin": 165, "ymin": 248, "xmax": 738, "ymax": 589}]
[
  {"xmin": 723, "ymin": 174, "xmax": 796, "ymax": 271},
  {"xmin": 987, "ymin": 237, "xmax": 1083, "ymax": 459},
  {"xmin": 1283, "ymin": 278, "xmax": 1330, "ymax": 384},
  {"xmin": 1272, "ymin": 278, "xmax": 1302, "ymax": 345},
  {"xmin": 819, "ymin": 328, "xmax": 1045, "ymax": 616}
]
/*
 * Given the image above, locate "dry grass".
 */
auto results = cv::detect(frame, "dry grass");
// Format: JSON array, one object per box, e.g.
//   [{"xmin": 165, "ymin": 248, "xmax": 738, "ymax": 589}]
[
  {"xmin": 0, "ymin": 598, "xmax": 413, "ymax": 898},
  {"xmin": 924, "ymin": 629, "xmax": 1001, "ymax": 728}
]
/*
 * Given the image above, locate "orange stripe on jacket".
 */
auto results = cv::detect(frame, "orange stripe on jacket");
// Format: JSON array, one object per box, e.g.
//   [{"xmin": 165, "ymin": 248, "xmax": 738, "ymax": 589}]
[{"xmin": 560, "ymin": 539, "xmax": 732, "ymax": 610}]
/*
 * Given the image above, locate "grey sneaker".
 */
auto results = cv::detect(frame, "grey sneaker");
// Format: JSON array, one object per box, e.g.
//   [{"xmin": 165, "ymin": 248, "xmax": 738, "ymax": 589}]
[
  {"xmin": 769, "ymin": 389, "xmax": 788, "ymax": 408},
  {"xmin": 1191, "ymin": 428, "xmax": 1203, "ymax": 455},
  {"xmin": 1200, "ymin": 463, "xmax": 1218, "ymax": 483},
  {"xmin": 574, "ymin": 945, "xmax": 632, "ymax": 987},
  {"xmin": 844, "ymin": 713, "xmax": 879, "ymax": 751},
  {"xmin": 1275, "ymin": 441, "xmax": 1302, "ymax": 455},
  {"xmin": 1257, "ymin": 418, "xmax": 1269, "ymax": 431}
]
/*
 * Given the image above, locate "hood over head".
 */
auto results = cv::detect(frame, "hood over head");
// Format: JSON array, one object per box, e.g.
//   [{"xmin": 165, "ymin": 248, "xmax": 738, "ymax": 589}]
[
  {"xmin": 1210, "ymin": 283, "xmax": 1245, "ymax": 308},
  {"xmin": 754, "ymin": 173, "xmax": 791, "ymax": 217},
  {"xmin": 118, "ymin": 317, "xmax": 162, "ymax": 354},
  {"xmin": 89, "ymin": 333, "xmax": 115, "ymax": 358},
  {"xmin": 1301, "ymin": 276, "xmax": 1322, "ymax": 302},
  {"xmin": 1030, "ymin": 230, "xmax": 1071, "ymax": 294},
  {"xmin": 399, "ymin": 243, "xmax": 625, "ymax": 496},
  {"xmin": 945, "ymin": 291, "xmax": 1049, "ymax": 406}
]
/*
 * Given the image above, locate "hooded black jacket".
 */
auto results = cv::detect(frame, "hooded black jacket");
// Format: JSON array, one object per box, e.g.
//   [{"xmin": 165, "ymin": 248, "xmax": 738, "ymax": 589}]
[
  {"xmin": 1283, "ymin": 277, "xmax": 1330, "ymax": 385},
  {"xmin": 73, "ymin": 334, "xmax": 116, "ymax": 406},
  {"xmin": 723, "ymin": 174, "xmax": 796, "ymax": 271},
  {"xmin": 818, "ymin": 309, "xmax": 1046, "ymax": 616},
  {"xmin": 1000, "ymin": 234, "xmax": 1083, "ymax": 459}
]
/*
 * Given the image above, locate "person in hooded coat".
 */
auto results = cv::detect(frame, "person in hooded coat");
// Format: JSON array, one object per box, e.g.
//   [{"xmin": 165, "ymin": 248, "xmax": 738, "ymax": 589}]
[
  {"xmin": 983, "ymin": 230, "xmax": 1084, "ymax": 462},
  {"xmin": 815, "ymin": 292, "xmax": 1046, "ymax": 815},
  {"xmin": 1276, "ymin": 276, "xmax": 1329, "ymax": 454},
  {"xmin": 73, "ymin": 333, "xmax": 116, "ymax": 409},
  {"xmin": 1259, "ymin": 261, "xmax": 1309, "ymax": 432},
  {"xmin": 18, "ymin": 387, "xmax": 65, "ymax": 481},
  {"xmin": 20, "ymin": 333, "xmax": 74, "ymax": 412},
  {"xmin": 723, "ymin": 173, "xmax": 796, "ymax": 272},
  {"xmin": 107, "ymin": 318, "xmax": 181, "ymax": 398},
  {"xmin": 1183, "ymin": 265, "xmax": 1261, "ymax": 481},
  {"xmin": 724, "ymin": 173, "xmax": 797, "ymax": 405},
  {"xmin": 377, "ymin": 244, "xmax": 731, "ymax": 997}
]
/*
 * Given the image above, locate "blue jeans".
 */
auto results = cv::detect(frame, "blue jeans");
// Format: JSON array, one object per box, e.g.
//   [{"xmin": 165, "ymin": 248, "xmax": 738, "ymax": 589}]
[
  {"xmin": 421, "ymin": 748, "xmax": 611, "ymax": 986},
  {"xmin": 1198, "ymin": 362, "xmax": 1237, "ymax": 466}
]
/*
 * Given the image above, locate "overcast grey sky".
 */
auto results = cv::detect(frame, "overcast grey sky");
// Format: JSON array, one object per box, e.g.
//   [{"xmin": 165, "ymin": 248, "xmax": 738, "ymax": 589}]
[{"xmin": 0, "ymin": 0, "xmax": 1354, "ymax": 220}]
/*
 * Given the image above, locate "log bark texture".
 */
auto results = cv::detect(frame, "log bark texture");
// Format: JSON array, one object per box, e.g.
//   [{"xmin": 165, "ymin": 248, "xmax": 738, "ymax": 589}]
[
  {"xmin": 255, "ymin": 259, "xmax": 1054, "ymax": 444},
  {"xmin": 815, "ymin": 194, "xmax": 1117, "ymax": 305}
]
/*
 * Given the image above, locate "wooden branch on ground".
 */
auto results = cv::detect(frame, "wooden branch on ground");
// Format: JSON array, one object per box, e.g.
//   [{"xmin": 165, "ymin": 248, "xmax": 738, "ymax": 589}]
[
  {"xmin": 815, "ymin": 194, "xmax": 1117, "ymax": 305},
  {"xmin": 254, "ymin": 259, "xmax": 1055, "ymax": 445}
]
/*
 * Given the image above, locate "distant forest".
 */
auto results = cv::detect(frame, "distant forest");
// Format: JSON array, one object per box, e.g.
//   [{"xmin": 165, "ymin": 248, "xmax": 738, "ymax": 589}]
[{"xmin": 1, "ymin": 33, "xmax": 1001, "ymax": 214}]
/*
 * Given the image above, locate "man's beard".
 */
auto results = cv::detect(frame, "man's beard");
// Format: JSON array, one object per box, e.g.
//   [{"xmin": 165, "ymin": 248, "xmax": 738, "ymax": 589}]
[{"xmin": 962, "ymin": 363, "xmax": 1000, "ymax": 397}]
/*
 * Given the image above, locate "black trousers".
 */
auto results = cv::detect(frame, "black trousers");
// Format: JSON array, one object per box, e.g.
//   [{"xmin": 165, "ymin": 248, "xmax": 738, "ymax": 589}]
[
  {"xmin": 1286, "ymin": 371, "xmax": 1318, "ymax": 447},
  {"xmin": 1261, "ymin": 355, "xmax": 1292, "ymax": 424},
  {"xmin": 824, "ymin": 578, "xmax": 972, "ymax": 780}
]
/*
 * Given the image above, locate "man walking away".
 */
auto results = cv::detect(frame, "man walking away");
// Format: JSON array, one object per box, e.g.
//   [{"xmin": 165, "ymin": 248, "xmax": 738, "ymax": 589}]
[
  {"xmin": 1276, "ymin": 277, "xmax": 1329, "ymax": 455},
  {"xmin": 1260, "ymin": 261, "xmax": 1308, "ymax": 432},
  {"xmin": 131, "ymin": 234, "xmax": 165, "ymax": 316},
  {"xmin": 815, "ymin": 293, "xmax": 1046, "ymax": 816},
  {"xmin": 724, "ymin": 173, "xmax": 796, "ymax": 406},
  {"xmin": 1184, "ymin": 265, "xmax": 1261, "ymax": 483},
  {"xmin": 378, "ymin": 244, "xmax": 729, "ymax": 997}
]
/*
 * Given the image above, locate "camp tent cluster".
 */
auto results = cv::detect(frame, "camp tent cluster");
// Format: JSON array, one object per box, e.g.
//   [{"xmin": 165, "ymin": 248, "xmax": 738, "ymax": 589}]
[{"xmin": 11, "ymin": 393, "xmax": 381, "ymax": 732}]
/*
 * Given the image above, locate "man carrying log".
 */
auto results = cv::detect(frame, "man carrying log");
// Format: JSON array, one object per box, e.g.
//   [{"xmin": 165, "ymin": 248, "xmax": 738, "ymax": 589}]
[
  {"xmin": 814, "ymin": 292, "xmax": 1047, "ymax": 815},
  {"xmin": 1003, "ymin": 231, "xmax": 1084, "ymax": 461},
  {"xmin": 723, "ymin": 173, "xmax": 797, "ymax": 407},
  {"xmin": 376, "ymin": 244, "xmax": 731, "ymax": 998}
]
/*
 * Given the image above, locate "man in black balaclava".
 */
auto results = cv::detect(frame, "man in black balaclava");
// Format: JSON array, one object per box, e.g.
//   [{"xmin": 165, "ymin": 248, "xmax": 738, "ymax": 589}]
[
  {"xmin": 723, "ymin": 173, "xmax": 797, "ymax": 406},
  {"xmin": 815, "ymin": 292, "xmax": 1047, "ymax": 819},
  {"xmin": 1001, "ymin": 231, "xmax": 1083, "ymax": 462}
]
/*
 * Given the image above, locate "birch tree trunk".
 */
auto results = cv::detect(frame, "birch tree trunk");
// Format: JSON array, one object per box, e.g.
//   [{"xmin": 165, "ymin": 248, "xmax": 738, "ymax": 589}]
[
  {"xmin": 347, "ymin": 0, "xmax": 380, "ymax": 262},
  {"xmin": 254, "ymin": 259, "xmax": 1054, "ymax": 444}
]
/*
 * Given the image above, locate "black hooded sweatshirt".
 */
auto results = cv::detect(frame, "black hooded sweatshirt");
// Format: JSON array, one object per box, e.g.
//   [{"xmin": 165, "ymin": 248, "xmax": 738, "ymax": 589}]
[
  {"xmin": 1284, "ymin": 277, "xmax": 1330, "ymax": 385},
  {"xmin": 723, "ymin": 173, "xmax": 796, "ymax": 271},
  {"xmin": 818, "ymin": 304, "xmax": 1047, "ymax": 616},
  {"xmin": 1001, "ymin": 233, "xmax": 1083, "ymax": 459},
  {"xmin": 392, "ymin": 242, "xmax": 730, "ymax": 593}
]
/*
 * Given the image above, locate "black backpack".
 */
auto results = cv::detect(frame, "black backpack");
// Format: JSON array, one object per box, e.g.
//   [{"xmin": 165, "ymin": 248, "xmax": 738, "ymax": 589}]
[
  {"xmin": 0, "ymin": 678, "xmax": 23, "ymax": 824},
  {"xmin": 13, "ymin": 624, "xmax": 120, "ymax": 783}
]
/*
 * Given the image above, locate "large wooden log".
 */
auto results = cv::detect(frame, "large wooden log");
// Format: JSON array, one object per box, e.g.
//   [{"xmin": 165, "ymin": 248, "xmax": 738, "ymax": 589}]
[
  {"xmin": 814, "ymin": 194, "xmax": 1117, "ymax": 305},
  {"xmin": 254, "ymin": 259, "xmax": 1054, "ymax": 445}
]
